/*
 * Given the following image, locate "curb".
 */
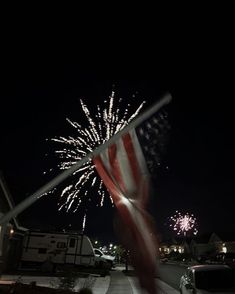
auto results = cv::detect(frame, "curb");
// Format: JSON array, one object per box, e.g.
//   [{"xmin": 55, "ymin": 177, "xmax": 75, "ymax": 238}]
[{"xmin": 127, "ymin": 276, "xmax": 179, "ymax": 294}]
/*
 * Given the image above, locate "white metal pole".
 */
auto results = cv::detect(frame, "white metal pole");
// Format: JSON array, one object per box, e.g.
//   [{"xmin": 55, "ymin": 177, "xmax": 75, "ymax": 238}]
[{"xmin": 0, "ymin": 93, "xmax": 172, "ymax": 225}]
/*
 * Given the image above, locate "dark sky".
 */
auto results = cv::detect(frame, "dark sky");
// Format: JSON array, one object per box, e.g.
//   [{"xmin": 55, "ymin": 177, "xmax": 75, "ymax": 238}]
[{"xmin": 0, "ymin": 32, "xmax": 234, "ymax": 244}]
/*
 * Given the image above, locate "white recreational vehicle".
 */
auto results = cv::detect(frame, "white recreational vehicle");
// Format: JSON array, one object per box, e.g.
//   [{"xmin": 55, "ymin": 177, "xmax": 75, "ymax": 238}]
[{"xmin": 20, "ymin": 231, "xmax": 96, "ymax": 270}]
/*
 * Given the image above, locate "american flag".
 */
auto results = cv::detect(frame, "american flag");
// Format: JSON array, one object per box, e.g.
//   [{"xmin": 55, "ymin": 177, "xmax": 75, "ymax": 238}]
[{"xmin": 93, "ymin": 101, "xmax": 170, "ymax": 294}]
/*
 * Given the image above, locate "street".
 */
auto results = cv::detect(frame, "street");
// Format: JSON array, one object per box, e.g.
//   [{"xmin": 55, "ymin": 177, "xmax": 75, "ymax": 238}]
[{"xmin": 158, "ymin": 262, "xmax": 187, "ymax": 290}]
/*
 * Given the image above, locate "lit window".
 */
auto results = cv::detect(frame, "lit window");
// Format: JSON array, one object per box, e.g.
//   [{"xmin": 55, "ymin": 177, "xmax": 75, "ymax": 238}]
[{"xmin": 222, "ymin": 243, "xmax": 227, "ymax": 253}]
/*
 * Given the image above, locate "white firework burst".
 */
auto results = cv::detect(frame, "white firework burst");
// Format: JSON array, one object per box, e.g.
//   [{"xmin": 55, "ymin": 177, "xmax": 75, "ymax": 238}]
[
  {"xmin": 46, "ymin": 91, "xmax": 145, "ymax": 213},
  {"xmin": 169, "ymin": 211, "xmax": 198, "ymax": 236}
]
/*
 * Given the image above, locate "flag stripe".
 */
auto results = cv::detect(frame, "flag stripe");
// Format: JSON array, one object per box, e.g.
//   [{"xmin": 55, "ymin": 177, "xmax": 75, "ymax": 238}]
[
  {"xmin": 108, "ymin": 143, "xmax": 127, "ymax": 194},
  {"xmin": 129, "ymin": 129, "xmax": 150, "ymax": 205},
  {"xmin": 99, "ymin": 139, "xmax": 135, "ymax": 196},
  {"xmin": 97, "ymin": 130, "xmax": 150, "ymax": 200},
  {"xmin": 115, "ymin": 137, "xmax": 136, "ymax": 196},
  {"xmin": 94, "ymin": 153, "xmax": 156, "ymax": 265},
  {"xmin": 93, "ymin": 155, "xmax": 121, "ymax": 204},
  {"xmin": 129, "ymin": 129, "xmax": 149, "ymax": 177},
  {"xmin": 93, "ymin": 125, "xmax": 160, "ymax": 294},
  {"xmin": 122, "ymin": 132, "xmax": 142, "ymax": 188},
  {"xmin": 127, "ymin": 205, "xmax": 157, "ymax": 267},
  {"xmin": 94, "ymin": 134, "xmax": 156, "ymax": 261}
]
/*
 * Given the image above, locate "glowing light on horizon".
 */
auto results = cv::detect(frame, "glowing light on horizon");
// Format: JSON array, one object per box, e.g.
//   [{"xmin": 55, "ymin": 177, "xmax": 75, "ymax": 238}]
[
  {"xmin": 169, "ymin": 211, "xmax": 198, "ymax": 236},
  {"xmin": 46, "ymin": 91, "xmax": 145, "ymax": 212}
]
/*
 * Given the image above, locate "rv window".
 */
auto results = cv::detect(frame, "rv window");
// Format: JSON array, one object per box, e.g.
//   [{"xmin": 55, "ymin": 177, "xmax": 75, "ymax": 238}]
[
  {"xmin": 69, "ymin": 238, "xmax": 76, "ymax": 248},
  {"xmin": 57, "ymin": 242, "xmax": 66, "ymax": 248},
  {"xmin": 38, "ymin": 248, "xmax": 47, "ymax": 254}
]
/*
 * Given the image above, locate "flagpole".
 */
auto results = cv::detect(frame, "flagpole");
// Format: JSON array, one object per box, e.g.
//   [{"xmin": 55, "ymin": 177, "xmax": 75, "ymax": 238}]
[{"xmin": 0, "ymin": 93, "xmax": 172, "ymax": 225}]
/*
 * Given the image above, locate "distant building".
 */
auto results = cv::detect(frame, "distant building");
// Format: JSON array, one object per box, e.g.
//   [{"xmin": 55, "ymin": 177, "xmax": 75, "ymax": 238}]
[
  {"xmin": 209, "ymin": 232, "xmax": 235, "ymax": 254},
  {"xmin": 190, "ymin": 233, "xmax": 213, "ymax": 261},
  {"xmin": 0, "ymin": 171, "xmax": 27, "ymax": 272},
  {"xmin": 159, "ymin": 236, "xmax": 186, "ymax": 256},
  {"xmin": 159, "ymin": 232, "xmax": 235, "ymax": 263}
]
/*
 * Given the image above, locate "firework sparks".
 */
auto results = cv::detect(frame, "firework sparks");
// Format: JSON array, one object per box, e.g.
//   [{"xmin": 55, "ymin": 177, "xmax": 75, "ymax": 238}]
[
  {"xmin": 169, "ymin": 211, "xmax": 198, "ymax": 236},
  {"xmin": 46, "ymin": 91, "xmax": 145, "ymax": 212},
  {"xmin": 82, "ymin": 213, "xmax": 87, "ymax": 232}
]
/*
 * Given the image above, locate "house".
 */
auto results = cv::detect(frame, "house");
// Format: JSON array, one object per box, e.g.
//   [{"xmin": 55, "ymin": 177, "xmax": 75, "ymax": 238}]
[
  {"xmin": 209, "ymin": 232, "xmax": 235, "ymax": 254},
  {"xmin": 190, "ymin": 233, "xmax": 213, "ymax": 260},
  {"xmin": 159, "ymin": 232, "xmax": 235, "ymax": 262},
  {"xmin": 188, "ymin": 232, "xmax": 235, "ymax": 261},
  {"xmin": 159, "ymin": 236, "xmax": 186, "ymax": 256},
  {"xmin": 0, "ymin": 171, "xmax": 28, "ymax": 273}
]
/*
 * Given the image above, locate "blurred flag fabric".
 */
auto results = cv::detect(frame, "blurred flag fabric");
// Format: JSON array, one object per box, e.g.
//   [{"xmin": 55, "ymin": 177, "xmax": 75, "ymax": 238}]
[{"xmin": 93, "ymin": 101, "xmax": 170, "ymax": 294}]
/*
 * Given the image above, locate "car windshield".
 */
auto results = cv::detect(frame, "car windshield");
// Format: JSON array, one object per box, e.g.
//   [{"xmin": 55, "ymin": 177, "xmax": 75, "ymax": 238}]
[
  {"xmin": 95, "ymin": 249, "xmax": 102, "ymax": 255},
  {"xmin": 195, "ymin": 269, "xmax": 235, "ymax": 290}
]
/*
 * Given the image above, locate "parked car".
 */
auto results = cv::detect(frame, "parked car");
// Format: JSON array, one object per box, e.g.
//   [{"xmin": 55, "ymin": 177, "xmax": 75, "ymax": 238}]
[
  {"xmin": 94, "ymin": 248, "xmax": 115, "ymax": 268},
  {"xmin": 180, "ymin": 264, "xmax": 235, "ymax": 294}
]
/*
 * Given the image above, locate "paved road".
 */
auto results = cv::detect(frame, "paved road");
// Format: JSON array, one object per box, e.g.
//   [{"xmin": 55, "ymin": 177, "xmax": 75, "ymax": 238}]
[{"xmin": 158, "ymin": 263, "xmax": 186, "ymax": 290}]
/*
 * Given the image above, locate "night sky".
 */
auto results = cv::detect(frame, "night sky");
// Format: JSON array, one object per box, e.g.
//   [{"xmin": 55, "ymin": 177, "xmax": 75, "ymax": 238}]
[{"xmin": 1, "ymin": 35, "xmax": 234, "ymax": 244}]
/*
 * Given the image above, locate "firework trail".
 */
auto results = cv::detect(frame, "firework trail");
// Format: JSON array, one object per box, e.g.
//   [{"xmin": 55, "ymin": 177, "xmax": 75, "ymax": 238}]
[
  {"xmin": 169, "ymin": 211, "xmax": 198, "ymax": 236},
  {"xmin": 45, "ymin": 91, "xmax": 145, "ymax": 214}
]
